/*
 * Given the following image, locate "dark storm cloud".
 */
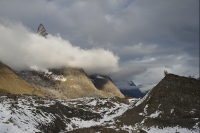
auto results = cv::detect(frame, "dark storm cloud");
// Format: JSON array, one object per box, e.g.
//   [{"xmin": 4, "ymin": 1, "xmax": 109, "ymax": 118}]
[{"xmin": 0, "ymin": 0, "xmax": 199, "ymax": 87}]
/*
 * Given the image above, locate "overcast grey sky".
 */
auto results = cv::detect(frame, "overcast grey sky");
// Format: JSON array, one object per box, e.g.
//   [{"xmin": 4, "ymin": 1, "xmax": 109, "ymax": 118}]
[{"xmin": 0, "ymin": 0, "xmax": 199, "ymax": 87}]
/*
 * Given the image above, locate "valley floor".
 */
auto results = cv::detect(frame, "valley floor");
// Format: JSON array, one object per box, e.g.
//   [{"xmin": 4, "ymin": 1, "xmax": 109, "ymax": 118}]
[{"xmin": 0, "ymin": 93, "xmax": 199, "ymax": 133}]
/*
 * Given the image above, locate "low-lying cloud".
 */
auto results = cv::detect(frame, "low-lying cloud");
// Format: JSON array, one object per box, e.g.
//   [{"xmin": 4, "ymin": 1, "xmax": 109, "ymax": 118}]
[{"xmin": 0, "ymin": 19, "xmax": 119, "ymax": 74}]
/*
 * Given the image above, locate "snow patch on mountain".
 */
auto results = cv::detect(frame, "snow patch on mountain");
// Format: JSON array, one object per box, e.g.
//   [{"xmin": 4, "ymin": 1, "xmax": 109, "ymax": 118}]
[
  {"xmin": 0, "ymin": 93, "xmax": 199, "ymax": 133},
  {"xmin": 0, "ymin": 95, "xmax": 135, "ymax": 133},
  {"xmin": 135, "ymin": 89, "xmax": 151, "ymax": 106},
  {"xmin": 143, "ymin": 124, "xmax": 200, "ymax": 133},
  {"xmin": 30, "ymin": 66, "xmax": 66, "ymax": 82},
  {"xmin": 96, "ymin": 75, "xmax": 105, "ymax": 79}
]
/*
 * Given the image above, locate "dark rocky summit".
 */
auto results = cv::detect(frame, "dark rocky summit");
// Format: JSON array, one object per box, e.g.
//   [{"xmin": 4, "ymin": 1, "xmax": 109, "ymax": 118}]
[{"xmin": 117, "ymin": 74, "xmax": 200, "ymax": 130}]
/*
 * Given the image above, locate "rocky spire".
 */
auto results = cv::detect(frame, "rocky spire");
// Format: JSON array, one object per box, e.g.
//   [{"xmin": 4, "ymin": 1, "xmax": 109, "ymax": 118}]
[{"xmin": 37, "ymin": 23, "xmax": 48, "ymax": 37}]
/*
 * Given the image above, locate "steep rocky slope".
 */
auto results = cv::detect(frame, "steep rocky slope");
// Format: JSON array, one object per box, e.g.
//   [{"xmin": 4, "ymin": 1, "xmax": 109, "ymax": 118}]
[
  {"xmin": 0, "ymin": 61, "xmax": 42, "ymax": 96},
  {"xmin": 115, "ymin": 74, "xmax": 200, "ymax": 131}
]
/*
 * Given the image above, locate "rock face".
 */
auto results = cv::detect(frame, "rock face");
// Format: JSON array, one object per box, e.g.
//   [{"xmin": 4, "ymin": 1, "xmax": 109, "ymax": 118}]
[
  {"xmin": 117, "ymin": 74, "xmax": 200, "ymax": 130},
  {"xmin": 0, "ymin": 61, "xmax": 42, "ymax": 96}
]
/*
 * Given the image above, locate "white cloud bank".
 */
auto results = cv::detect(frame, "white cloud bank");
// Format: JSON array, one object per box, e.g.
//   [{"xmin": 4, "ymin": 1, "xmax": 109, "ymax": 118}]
[{"xmin": 0, "ymin": 19, "xmax": 119, "ymax": 74}]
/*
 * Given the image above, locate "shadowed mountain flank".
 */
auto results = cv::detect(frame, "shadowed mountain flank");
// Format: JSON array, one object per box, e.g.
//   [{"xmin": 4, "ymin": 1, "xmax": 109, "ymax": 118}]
[
  {"xmin": 89, "ymin": 75, "xmax": 110, "ymax": 90},
  {"xmin": 90, "ymin": 74, "xmax": 124, "ymax": 98}
]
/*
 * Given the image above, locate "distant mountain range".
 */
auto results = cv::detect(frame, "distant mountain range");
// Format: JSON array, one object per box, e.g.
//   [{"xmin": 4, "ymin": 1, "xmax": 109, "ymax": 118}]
[
  {"xmin": 120, "ymin": 89, "xmax": 147, "ymax": 98},
  {"xmin": 115, "ymin": 80, "xmax": 152, "ymax": 98}
]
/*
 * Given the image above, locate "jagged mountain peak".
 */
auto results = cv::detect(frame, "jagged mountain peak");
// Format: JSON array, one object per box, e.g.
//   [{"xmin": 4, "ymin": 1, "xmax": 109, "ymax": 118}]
[{"xmin": 37, "ymin": 23, "xmax": 48, "ymax": 37}]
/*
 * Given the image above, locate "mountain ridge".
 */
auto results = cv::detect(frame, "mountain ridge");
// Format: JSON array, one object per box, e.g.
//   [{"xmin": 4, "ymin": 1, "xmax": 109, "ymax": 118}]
[{"xmin": 0, "ymin": 60, "xmax": 124, "ymax": 99}]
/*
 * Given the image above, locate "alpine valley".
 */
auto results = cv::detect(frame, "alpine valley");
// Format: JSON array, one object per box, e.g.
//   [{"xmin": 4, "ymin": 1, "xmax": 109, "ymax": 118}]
[{"xmin": 0, "ymin": 24, "xmax": 199, "ymax": 133}]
